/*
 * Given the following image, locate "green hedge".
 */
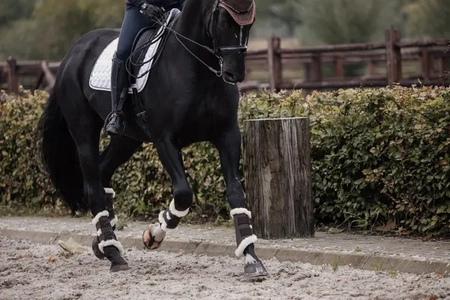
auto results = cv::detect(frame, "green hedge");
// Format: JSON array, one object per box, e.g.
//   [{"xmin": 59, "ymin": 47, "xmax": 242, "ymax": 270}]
[{"xmin": 1, "ymin": 86, "xmax": 450, "ymax": 235}]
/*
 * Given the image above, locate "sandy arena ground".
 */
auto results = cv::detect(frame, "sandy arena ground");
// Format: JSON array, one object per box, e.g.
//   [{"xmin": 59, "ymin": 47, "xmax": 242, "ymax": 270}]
[{"xmin": 1, "ymin": 236, "xmax": 450, "ymax": 300}]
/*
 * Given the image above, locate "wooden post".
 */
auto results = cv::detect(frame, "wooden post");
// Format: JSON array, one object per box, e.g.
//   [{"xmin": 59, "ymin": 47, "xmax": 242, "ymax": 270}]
[
  {"xmin": 7, "ymin": 57, "xmax": 19, "ymax": 94},
  {"xmin": 41, "ymin": 60, "xmax": 56, "ymax": 91},
  {"xmin": 242, "ymin": 117, "xmax": 314, "ymax": 239},
  {"xmin": 420, "ymin": 49, "xmax": 431, "ymax": 81},
  {"xmin": 311, "ymin": 53, "xmax": 322, "ymax": 82},
  {"xmin": 334, "ymin": 54, "xmax": 344, "ymax": 79},
  {"xmin": 34, "ymin": 71, "xmax": 45, "ymax": 92},
  {"xmin": 438, "ymin": 56, "xmax": 445, "ymax": 78},
  {"xmin": 304, "ymin": 62, "xmax": 311, "ymax": 81},
  {"xmin": 385, "ymin": 28, "xmax": 402, "ymax": 87},
  {"xmin": 268, "ymin": 36, "xmax": 282, "ymax": 91},
  {"xmin": 368, "ymin": 59, "xmax": 376, "ymax": 76}
]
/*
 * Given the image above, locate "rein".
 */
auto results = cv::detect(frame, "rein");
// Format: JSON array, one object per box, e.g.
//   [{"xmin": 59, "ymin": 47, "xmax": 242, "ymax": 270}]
[{"xmin": 157, "ymin": 16, "xmax": 225, "ymax": 77}]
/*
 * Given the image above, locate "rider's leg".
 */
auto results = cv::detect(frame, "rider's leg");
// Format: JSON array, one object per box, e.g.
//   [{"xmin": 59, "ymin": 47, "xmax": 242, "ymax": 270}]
[{"xmin": 105, "ymin": 4, "xmax": 154, "ymax": 136}]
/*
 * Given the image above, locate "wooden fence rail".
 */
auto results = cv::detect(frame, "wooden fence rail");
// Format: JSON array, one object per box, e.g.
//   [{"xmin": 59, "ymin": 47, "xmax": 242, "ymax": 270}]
[{"xmin": 1, "ymin": 28, "xmax": 449, "ymax": 94}]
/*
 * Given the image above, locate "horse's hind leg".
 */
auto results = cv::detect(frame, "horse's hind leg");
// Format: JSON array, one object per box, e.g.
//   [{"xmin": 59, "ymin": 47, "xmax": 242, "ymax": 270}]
[
  {"xmin": 142, "ymin": 137, "xmax": 192, "ymax": 249},
  {"xmin": 214, "ymin": 125, "xmax": 268, "ymax": 278},
  {"xmin": 90, "ymin": 135, "xmax": 142, "ymax": 259},
  {"xmin": 59, "ymin": 87, "xmax": 129, "ymax": 272}
]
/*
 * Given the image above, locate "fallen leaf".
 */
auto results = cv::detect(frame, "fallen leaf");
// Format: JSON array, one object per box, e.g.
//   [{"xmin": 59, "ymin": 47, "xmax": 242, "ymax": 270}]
[
  {"xmin": 19, "ymin": 252, "xmax": 33, "ymax": 259},
  {"xmin": 57, "ymin": 237, "xmax": 87, "ymax": 255},
  {"xmin": 328, "ymin": 227, "xmax": 344, "ymax": 234}
]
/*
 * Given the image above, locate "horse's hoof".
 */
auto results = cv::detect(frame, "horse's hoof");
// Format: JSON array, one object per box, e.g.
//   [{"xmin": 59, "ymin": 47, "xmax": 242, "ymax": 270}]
[
  {"xmin": 91, "ymin": 237, "xmax": 106, "ymax": 260},
  {"xmin": 103, "ymin": 245, "xmax": 128, "ymax": 272},
  {"xmin": 244, "ymin": 261, "xmax": 269, "ymax": 279},
  {"xmin": 110, "ymin": 262, "xmax": 130, "ymax": 272},
  {"xmin": 142, "ymin": 224, "xmax": 166, "ymax": 250}
]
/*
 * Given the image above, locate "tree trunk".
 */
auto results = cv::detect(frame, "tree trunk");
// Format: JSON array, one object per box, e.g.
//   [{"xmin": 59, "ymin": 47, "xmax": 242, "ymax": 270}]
[{"xmin": 243, "ymin": 117, "xmax": 314, "ymax": 239}]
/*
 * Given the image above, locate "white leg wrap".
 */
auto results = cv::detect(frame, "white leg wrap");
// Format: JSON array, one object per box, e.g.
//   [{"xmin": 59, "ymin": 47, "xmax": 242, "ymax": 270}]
[
  {"xmin": 98, "ymin": 239, "xmax": 124, "ymax": 255},
  {"xmin": 169, "ymin": 199, "xmax": 189, "ymax": 217},
  {"xmin": 104, "ymin": 188, "xmax": 116, "ymax": 198},
  {"xmin": 158, "ymin": 210, "xmax": 174, "ymax": 231},
  {"xmin": 110, "ymin": 216, "xmax": 118, "ymax": 228},
  {"xmin": 91, "ymin": 210, "xmax": 109, "ymax": 225},
  {"xmin": 230, "ymin": 208, "xmax": 252, "ymax": 219},
  {"xmin": 235, "ymin": 234, "xmax": 257, "ymax": 258}
]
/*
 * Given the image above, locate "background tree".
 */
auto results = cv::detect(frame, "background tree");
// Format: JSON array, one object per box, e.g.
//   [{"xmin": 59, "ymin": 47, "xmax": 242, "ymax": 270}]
[
  {"xmin": 298, "ymin": 0, "xmax": 404, "ymax": 76},
  {"xmin": 0, "ymin": 0, "xmax": 37, "ymax": 27},
  {"xmin": 0, "ymin": 0, "xmax": 443, "ymax": 61},
  {"xmin": 403, "ymin": 0, "xmax": 450, "ymax": 39},
  {"xmin": 299, "ymin": 0, "xmax": 402, "ymax": 45}
]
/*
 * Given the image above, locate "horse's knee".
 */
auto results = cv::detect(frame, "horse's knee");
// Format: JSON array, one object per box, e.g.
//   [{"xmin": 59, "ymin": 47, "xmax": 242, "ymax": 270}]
[{"xmin": 174, "ymin": 189, "xmax": 193, "ymax": 211}]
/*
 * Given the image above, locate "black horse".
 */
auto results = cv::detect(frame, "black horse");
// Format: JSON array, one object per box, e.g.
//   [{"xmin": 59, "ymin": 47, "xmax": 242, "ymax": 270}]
[{"xmin": 37, "ymin": 0, "xmax": 268, "ymax": 277}]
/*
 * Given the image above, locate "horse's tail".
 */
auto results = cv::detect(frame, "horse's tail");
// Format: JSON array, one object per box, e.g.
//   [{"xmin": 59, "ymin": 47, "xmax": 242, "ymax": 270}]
[{"xmin": 37, "ymin": 89, "xmax": 88, "ymax": 214}]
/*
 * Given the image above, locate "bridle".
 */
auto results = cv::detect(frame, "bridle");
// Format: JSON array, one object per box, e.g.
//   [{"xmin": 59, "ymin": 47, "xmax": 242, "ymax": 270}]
[
  {"xmin": 157, "ymin": 0, "xmax": 255, "ymax": 77},
  {"xmin": 208, "ymin": 0, "xmax": 250, "ymax": 57}
]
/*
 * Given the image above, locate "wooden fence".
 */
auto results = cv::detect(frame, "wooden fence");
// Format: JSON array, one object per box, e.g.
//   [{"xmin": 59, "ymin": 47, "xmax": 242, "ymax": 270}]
[
  {"xmin": 1, "ymin": 28, "xmax": 449, "ymax": 93},
  {"xmin": 0, "ymin": 58, "xmax": 59, "ymax": 94},
  {"xmin": 242, "ymin": 28, "xmax": 450, "ymax": 91}
]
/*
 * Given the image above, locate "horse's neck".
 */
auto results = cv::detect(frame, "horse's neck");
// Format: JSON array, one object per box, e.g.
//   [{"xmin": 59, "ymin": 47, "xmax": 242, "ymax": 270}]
[
  {"xmin": 170, "ymin": 0, "xmax": 219, "ymax": 73},
  {"xmin": 175, "ymin": 0, "xmax": 210, "ymax": 44}
]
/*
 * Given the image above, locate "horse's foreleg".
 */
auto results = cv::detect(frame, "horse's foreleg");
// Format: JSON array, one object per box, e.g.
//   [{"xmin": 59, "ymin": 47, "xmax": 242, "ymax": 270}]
[
  {"xmin": 215, "ymin": 126, "xmax": 269, "ymax": 278},
  {"xmin": 143, "ymin": 137, "xmax": 192, "ymax": 249}
]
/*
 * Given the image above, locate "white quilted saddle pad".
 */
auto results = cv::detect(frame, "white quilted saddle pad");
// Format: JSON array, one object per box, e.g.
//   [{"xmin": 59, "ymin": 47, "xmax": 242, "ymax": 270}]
[{"xmin": 89, "ymin": 9, "xmax": 178, "ymax": 94}]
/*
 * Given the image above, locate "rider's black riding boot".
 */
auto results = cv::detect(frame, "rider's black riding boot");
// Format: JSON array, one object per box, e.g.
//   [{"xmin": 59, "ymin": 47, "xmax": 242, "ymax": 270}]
[{"xmin": 105, "ymin": 55, "xmax": 128, "ymax": 136}]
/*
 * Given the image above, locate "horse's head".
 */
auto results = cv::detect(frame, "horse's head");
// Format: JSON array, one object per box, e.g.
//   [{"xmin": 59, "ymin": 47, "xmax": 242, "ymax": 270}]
[{"xmin": 207, "ymin": 0, "xmax": 255, "ymax": 84}]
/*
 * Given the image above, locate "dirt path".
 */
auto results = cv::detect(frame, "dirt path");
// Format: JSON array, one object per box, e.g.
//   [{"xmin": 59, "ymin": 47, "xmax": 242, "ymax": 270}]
[{"xmin": 1, "ymin": 236, "xmax": 449, "ymax": 300}]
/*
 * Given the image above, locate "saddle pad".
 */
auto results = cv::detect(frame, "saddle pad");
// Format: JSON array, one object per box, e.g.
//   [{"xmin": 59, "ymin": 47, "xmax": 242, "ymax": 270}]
[{"xmin": 89, "ymin": 10, "xmax": 177, "ymax": 94}]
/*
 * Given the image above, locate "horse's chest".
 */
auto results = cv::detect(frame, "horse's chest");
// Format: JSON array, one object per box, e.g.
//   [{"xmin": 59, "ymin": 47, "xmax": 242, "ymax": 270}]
[{"xmin": 178, "ymin": 97, "xmax": 229, "ymax": 142}]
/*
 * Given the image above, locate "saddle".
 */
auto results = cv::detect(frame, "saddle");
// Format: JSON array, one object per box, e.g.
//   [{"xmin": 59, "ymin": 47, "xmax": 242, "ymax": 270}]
[{"xmin": 89, "ymin": 9, "xmax": 180, "ymax": 94}]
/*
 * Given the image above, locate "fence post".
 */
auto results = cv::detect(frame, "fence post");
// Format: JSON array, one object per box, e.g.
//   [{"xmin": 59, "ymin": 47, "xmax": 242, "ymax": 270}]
[
  {"xmin": 304, "ymin": 62, "xmax": 311, "ymax": 81},
  {"xmin": 243, "ymin": 117, "xmax": 314, "ymax": 239},
  {"xmin": 420, "ymin": 49, "xmax": 431, "ymax": 81},
  {"xmin": 438, "ymin": 56, "xmax": 445, "ymax": 78},
  {"xmin": 368, "ymin": 59, "xmax": 376, "ymax": 76},
  {"xmin": 311, "ymin": 53, "xmax": 322, "ymax": 82},
  {"xmin": 7, "ymin": 57, "xmax": 19, "ymax": 94},
  {"xmin": 267, "ymin": 36, "xmax": 282, "ymax": 91},
  {"xmin": 385, "ymin": 28, "xmax": 402, "ymax": 87},
  {"xmin": 334, "ymin": 54, "xmax": 344, "ymax": 79}
]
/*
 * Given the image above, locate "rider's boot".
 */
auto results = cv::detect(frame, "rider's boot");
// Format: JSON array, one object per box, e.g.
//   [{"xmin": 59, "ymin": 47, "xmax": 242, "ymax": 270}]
[{"xmin": 104, "ymin": 54, "xmax": 128, "ymax": 136}]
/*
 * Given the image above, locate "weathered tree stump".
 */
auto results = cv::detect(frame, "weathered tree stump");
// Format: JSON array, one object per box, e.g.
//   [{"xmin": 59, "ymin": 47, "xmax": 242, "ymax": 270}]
[{"xmin": 243, "ymin": 117, "xmax": 314, "ymax": 239}]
